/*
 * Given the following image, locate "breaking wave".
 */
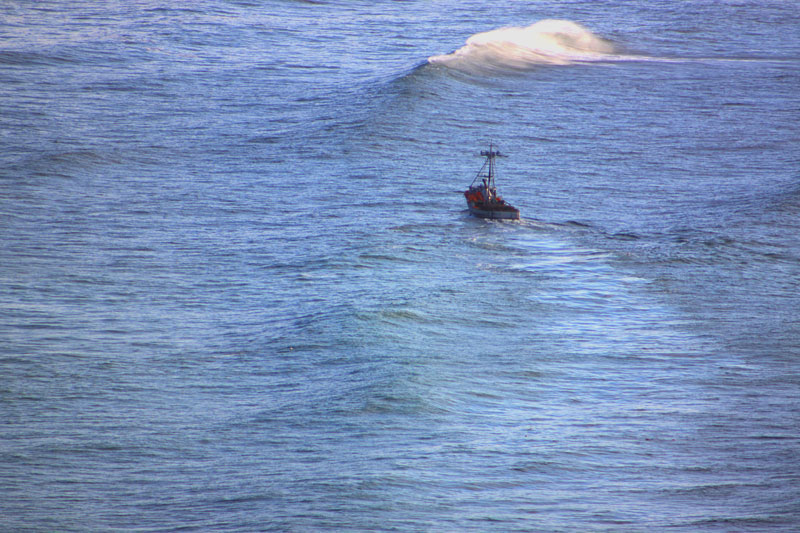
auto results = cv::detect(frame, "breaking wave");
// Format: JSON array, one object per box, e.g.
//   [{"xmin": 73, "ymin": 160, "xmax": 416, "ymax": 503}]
[{"xmin": 429, "ymin": 19, "xmax": 621, "ymax": 73}]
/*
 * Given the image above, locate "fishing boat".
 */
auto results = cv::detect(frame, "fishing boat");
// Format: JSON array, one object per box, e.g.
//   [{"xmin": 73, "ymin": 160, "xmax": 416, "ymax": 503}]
[{"xmin": 464, "ymin": 143, "xmax": 520, "ymax": 220}]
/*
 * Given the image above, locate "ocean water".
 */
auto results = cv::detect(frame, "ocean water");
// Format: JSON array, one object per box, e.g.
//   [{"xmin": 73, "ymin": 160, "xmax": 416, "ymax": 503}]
[{"xmin": 2, "ymin": 1, "xmax": 799, "ymax": 530}]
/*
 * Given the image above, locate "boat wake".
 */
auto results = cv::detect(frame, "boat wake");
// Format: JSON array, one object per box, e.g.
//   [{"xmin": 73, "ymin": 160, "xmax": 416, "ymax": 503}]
[{"xmin": 429, "ymin": 19, "xmax": 636, "ymax": 73}]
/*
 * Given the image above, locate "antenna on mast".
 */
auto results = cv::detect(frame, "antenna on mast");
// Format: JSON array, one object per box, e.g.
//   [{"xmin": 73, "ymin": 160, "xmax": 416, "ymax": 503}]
[{"xmin": 480, "ymin": 140, "xmax": 502, "ymax": 159}]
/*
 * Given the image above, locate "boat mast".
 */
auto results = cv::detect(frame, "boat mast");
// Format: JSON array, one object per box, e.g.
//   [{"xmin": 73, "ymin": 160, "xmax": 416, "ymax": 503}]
[{"xmin": 480, "ymin": 142, "xmax": 501, "ymax": 201}]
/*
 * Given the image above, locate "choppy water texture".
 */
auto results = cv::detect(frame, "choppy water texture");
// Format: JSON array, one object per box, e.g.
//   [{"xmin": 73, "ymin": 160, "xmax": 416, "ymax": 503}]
[{"xmin": 2, "ymin": 1, "xmax": 799, "ymax": 531}]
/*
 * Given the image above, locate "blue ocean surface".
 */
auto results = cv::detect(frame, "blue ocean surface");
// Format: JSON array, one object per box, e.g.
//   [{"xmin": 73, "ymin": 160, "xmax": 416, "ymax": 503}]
[{"xmin": 2, "ymin": 1, "xmax": 799, "ymax": 530}]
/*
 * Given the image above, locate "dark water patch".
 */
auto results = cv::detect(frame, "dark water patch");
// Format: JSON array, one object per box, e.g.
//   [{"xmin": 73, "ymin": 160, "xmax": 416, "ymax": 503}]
[
  {"xmin": 609, "ymin": 231, "xmax": 640, "ymax": 241},
  {"xmin": 0, "ymin": 50, "xmax": 79, "ymax": 66},
  {"xmin": 247, "ymin": 135, "xmax": 282, "ymax": 144},
  {"xmin": 681, "ymin": 515, "xmax": 797, "ymax": 531},
  {"xmin": 563, "ymin": 220, "xmax": 593, "ymax": 229}
]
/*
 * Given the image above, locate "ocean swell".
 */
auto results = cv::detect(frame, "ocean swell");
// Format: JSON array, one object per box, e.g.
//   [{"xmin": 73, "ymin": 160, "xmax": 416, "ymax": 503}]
[{"xmin": 429, "ymin": 19, "xmax": 618, "ymax": 72}]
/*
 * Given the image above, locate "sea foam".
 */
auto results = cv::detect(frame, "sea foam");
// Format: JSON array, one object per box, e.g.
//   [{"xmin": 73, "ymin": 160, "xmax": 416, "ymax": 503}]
[{"xmin": 429, "ymin": 19, "xmax": 618, "ymax": 72}]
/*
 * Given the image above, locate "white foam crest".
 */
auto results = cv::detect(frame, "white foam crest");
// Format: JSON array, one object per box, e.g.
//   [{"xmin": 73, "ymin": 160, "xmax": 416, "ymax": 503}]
[{"xmin": 429, "ymin": 19, "xmax": 619, "ymax": 72}]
